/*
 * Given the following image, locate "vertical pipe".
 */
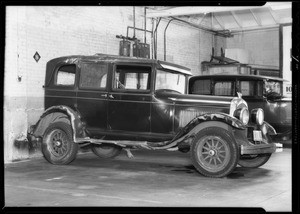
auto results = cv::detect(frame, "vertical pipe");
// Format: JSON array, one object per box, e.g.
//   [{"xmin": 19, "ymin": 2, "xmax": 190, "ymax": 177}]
[
  {"xmin": 133, "ymin": 7, "xmax": 136, "ymax": 38},
  {"xmin": 154, "ymin": 18, "xmax": 161, "ymax": 60},
  {"xmin": 151, "ymin": 18, "xmax": 154, "ymax": 59},
  {"xmin": 144, "ymin": 7, "xmax": 147, "ymax": 44},
  {"xmin": 164, "ymin": 19, "xmax": 174, "ymax": 61}
]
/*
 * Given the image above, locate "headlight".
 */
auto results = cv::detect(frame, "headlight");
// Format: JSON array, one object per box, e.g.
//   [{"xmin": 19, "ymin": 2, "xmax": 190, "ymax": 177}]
[
  {"xmin": 234, "ymin": 108, "xmax": 249, "ymax": 125},
  {"xmin": 251, "ymin": 108, "xmax": 264, "ymax": 125}
]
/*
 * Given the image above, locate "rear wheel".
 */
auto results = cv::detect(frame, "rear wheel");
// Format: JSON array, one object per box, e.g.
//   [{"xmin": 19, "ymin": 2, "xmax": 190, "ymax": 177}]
[
  {"xmin": 42, "ymin": 121, "xmax": 78, "ymax": 164},
  {"xmin": 238, "ymin": 154, "xmax": 271, "ymax": 168},
  {"xmin": 91, "ymin": 144, "xmax": 122, "ymax": 159},
  {"xmin": 191, "ymin": 127, "xmax": 239, "ymax": 178}
]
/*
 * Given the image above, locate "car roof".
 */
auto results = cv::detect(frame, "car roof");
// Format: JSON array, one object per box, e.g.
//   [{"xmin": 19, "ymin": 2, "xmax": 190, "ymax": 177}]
[
  {"xmin": 46, "ymin": 54, "xmax": 192, "ymax": 75},
  {"xmin": 189, "ymin": 74, "xmax": 288, "ymax": 82}
]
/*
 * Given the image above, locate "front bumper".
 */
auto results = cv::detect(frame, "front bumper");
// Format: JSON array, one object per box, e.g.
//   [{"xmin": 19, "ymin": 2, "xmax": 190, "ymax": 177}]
[{"xmin": 241, "ymin": 143, "xmax": 283, "ymax": 155}]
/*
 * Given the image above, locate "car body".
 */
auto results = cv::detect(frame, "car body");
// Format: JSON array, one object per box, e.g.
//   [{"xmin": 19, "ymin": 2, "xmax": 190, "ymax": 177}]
[
  {"xmin": 189, "ymin": 74, "xmax": 292, "ymax": 141},
  {"xmin": 25, "ymin": 54, "xmax": 282, "ymax": 178}
]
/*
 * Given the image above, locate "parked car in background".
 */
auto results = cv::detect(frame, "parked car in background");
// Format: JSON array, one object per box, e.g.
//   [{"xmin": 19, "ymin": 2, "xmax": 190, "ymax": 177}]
[
  {"xmin": 189, "ymin": 74, "xmax": 292, "ymax": 142},
  {"xmin": 24, "ymin": 54, "xmax": 282, "ymax": 178}
]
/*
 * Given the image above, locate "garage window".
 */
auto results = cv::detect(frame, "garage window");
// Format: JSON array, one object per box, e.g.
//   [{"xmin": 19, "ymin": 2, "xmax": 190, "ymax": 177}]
[
  {"xmin": 80, "ymin": 63, "xmax": 107, "ymax": 89},
  {"xmin": 55, "ymin": 64, "xmax": 76, "ymax": 86}
]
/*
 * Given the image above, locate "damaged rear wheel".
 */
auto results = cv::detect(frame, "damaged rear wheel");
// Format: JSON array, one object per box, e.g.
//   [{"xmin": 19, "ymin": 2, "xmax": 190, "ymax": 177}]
[
  {"xmin": 42, "ymin": 121, "xmax": 78, "ymax": 165},
  {"xmin": 91, "ymin": 144, "xmax": 122, "ymax": 159}
]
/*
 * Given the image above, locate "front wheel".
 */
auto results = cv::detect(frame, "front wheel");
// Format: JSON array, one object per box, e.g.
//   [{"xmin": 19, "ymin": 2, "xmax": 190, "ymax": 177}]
[
  {"xmin": 238, "ymin": 154, "xmax": 271, "ymax": 168},
  {"xmin": 42, "ymin": 121, "xmax": 78, "ymax": 165},
  {"xmin": 191, "ymin": 127, "xmax": 239, "ymax": 178}
]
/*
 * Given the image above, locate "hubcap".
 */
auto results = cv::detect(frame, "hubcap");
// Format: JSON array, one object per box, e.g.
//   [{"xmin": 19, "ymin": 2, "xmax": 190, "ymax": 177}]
[
  {"xmin": 55, "ymin": 141, "xmax": 62, "ymax": 147},
  {"xmin": 196, "ymin": 136, "xmax": 230, "ymax": 172},
  {"xmin": 47, "ymin": 129, "xmax": 69, "ymax": 157},
  {"xmin": 209, "ymin": 149, "xmax": 216, "ymax": 156}
]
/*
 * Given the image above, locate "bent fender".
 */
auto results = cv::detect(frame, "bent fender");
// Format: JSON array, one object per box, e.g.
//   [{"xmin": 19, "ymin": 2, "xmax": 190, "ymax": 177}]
[
  {"xmin": 31, "ymin": 105, "xmax": 86, "ymax": 142},
  {"xmin": 172, "ymin": 113, "xmax": 247, "ymax": 143}
]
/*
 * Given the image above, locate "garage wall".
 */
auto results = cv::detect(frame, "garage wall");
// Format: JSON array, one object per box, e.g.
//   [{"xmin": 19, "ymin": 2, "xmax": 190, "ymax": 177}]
[
  {"xmin": 226, "ymin": 28, "xmax": 279, "ymax": 68},
  {"xmin": 4, "ymin": 6, "xmax": 222, "ymax": 162}
]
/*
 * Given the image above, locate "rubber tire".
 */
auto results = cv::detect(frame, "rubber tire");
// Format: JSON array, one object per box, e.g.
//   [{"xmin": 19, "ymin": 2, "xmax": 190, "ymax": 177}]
[
  {"xmin": 42, "ymin": 121, "xmax": 78, "ymax": 165},
  {"xmin": 191, "ymin": 127, "xmax": 239, "ymax": 178},
  {"xmin": 238, "ymin": 154, "xmax": 272, "ymax": 168},
  {"xmin": 91, "ymin": 144, "xmax": 122, "ymax": 159}
]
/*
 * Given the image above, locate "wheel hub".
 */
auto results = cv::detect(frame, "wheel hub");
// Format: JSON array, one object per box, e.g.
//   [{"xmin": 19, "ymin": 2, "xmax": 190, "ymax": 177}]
[
  {"xmin": 209, "ymin": 149, "xmax": 216, "ymax": 156},
  {"xmin": 54, "ymin": 140, "xmax": 62, "ymax": 147}
]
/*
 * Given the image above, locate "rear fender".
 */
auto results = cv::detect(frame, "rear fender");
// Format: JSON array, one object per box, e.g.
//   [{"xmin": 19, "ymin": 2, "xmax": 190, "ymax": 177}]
[{"xmin": 31, "ymin": 105, "xmax": 86, "ymax": 142}]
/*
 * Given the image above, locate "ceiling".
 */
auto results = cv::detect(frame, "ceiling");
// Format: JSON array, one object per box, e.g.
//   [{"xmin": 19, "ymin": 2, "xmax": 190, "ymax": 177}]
[{"xmin": 147, "ymin": 2, "xmax": 292, "ymax": 35}]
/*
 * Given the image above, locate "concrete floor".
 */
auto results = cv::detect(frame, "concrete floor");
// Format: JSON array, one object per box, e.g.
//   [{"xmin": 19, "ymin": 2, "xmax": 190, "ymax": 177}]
[{"xmin": 4, "ymin": 147, "xmax": 291, "ymax": 211}]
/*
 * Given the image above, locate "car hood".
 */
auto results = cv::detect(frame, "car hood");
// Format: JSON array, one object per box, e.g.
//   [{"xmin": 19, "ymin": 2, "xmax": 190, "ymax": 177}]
[{"xmin": 154, "ymin": 91, "xmax": 232, "ymax": 107}]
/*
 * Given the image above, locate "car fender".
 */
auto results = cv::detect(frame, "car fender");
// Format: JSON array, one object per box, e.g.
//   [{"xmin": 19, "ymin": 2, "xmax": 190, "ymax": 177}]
[
  {"xmin": 170, "ymin": 113, "xmax": 246, "ymax": 146},
  {"xmin": 260, "ymin": 121, "xmax": 277, "ymax": 136},
  {"xmin": 30, "ymin": 105, "xmax": 86, "ymax": 142}
]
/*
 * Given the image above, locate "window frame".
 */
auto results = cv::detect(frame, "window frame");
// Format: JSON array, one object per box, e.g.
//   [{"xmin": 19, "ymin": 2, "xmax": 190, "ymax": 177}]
[
  {"xmin": 212, "ymin": 80, "xmax": 235, "ymax": 96},
  {"xmin": 237, "ymin": 79, "xmax": 264, "ymax": 98},
  {"xmin": 78, "ymin": 62, "xmax": 108, "ymax": 91},
  {"xmin": 53, "ymin": 63, "xmax": 77, "ymax": 89},
  {"xmin": 112, "ymin": 63, "xmax": 152, "ymax": 93},
  {"xmin": 190, "ymin": 78, "xmax": 212, "ymax": 95}
]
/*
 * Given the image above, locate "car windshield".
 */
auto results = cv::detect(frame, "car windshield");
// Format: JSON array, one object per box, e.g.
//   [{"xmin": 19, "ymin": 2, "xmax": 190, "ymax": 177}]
[
  {"xmin": 155, "ymin": 70, "xmax": 186, "ymax": 94},
  {"xmin": 263, "ymin": 80, "xmax": 283, "ymax": 97}
]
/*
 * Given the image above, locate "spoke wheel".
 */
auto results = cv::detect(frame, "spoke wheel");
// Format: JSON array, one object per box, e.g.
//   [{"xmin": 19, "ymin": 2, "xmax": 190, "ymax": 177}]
[
  {"xmin": 191, "ymin": 127, "xmax": 239, "ymax": 178},
  {"xmin": 197, "ymin": 136, "xmax": 230, "ymax": 172},
  {"xmin": 42, "ymin": 122, "xmax": 78, "ymax": 165}
]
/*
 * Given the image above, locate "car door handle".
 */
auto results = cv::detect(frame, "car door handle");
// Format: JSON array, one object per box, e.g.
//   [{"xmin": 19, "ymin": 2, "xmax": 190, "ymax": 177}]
[{"xmin": 100, "ymin": 94, "xmax": 114, "ymax": 99}]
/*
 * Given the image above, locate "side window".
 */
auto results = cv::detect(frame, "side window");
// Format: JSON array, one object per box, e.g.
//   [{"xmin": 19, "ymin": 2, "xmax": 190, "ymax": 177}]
[
  {"xmin": 240, "ymin": 81, "xmax": 254, "ymax": 96},
  {"xmin": 79, "ymin": 63, "xmax": 107, "ymax": 89},
  {"xmin": 240, "ymin": 81, "xmax": 263, "ymax": 96},
  {"xmin": 191, "ymin": 79, "xmax": 211, "ymax": 95},
  {"xmin": 114, "ymin": 65, "xmax": 151, "ymax": 91},
  {"xmin": 214, "ymin": 81, "xmax": 234, "ymax": 96},
  {"xmin": 55, "ymin": 64, "xmax": 76, "ymax": 86}
]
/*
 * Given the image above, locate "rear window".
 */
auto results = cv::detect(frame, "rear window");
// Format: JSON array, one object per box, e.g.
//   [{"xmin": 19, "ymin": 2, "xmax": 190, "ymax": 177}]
[{"xmin": 55, "ymin": 64, "xmax": 76, "ymax": 86}]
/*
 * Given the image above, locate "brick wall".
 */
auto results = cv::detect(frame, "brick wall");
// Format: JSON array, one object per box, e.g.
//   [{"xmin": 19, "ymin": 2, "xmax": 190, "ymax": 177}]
[{"xmin": 4, "ymin": 6, "xmax": 223, "ymax": 162}]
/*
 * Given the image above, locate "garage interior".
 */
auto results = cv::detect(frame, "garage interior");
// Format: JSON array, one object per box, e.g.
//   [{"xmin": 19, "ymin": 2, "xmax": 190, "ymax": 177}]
[{"xmin": 4, "ymin": 3, "xmax": 295, "ymax": 211}]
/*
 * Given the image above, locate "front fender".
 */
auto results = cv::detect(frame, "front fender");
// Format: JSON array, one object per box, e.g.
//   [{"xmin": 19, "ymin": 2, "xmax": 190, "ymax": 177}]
[
  {"xmin": 260, "ymin": 121, "xmax": 277, "ymax": 136},
  {"xmin": 172, "ymin": 113, "xmax": 246, "ymax": 143},
  {"xmin": 30, "ymin": 105, "xmax": 86, "ymax": 142}
]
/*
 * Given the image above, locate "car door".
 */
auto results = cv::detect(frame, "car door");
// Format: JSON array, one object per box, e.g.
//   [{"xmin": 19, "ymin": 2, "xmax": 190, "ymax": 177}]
[
  {"xmin": 76, "ymin": 61, "xmax": 108, "ymax": 132},
  {"xmin": 107, "ymin": 64, "xmax": 151, "ymax": 134}
]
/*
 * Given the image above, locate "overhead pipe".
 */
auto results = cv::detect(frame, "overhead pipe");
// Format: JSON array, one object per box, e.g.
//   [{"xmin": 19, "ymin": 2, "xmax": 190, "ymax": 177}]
[
  {"xmin": 170, "ymin": 16, "xmax": 232, "ymax": 37},
  {"xmin": 164, "ymin": 18, "xmax": 175, "ymax": 61},
  {"xmin": 126, "ymin": 26, "xmax": 152, "ymax": 40}
]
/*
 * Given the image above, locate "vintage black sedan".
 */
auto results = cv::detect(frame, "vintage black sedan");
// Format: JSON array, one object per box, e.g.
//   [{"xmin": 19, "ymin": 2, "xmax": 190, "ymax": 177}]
[
  {"xmin": 25, "ymin": 54, "xmax": 282, "ymax": 178},
  {"xmin": 189, "ymin": 74, "xmax": 292, "ymax": 142}
]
